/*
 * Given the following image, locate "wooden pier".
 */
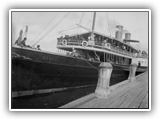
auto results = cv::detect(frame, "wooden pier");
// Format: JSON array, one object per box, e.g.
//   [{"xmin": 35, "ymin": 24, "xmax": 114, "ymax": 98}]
[{"xmin": 60, "ymin": 72, "xmax": 148, "ymax": 108}]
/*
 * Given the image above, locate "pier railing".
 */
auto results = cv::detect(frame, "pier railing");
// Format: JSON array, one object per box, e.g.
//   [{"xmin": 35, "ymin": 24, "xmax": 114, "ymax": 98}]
[{"xmin": 57, "ymin": 38, "xmax": 147, "ymax": 59}]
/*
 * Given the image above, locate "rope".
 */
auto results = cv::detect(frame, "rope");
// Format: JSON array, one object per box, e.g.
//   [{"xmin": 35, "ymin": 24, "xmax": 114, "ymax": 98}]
[
  {"xmin": 32, "ymin": 12, "xmax": 71, "ymax": 47},
  {"xmin": 29, "ymin": 12, "xmax": 59, "ymax": 45},
  {"xmin": 59, "ymin": 26, "xmax": 79, "ymax": 33},
  {"xmin": 77, "ymin": 12, "xmax": 84, "ymax": 35},
  {"xmin": 113, "ymin": 12, "xmax": 116, "ymax": 35},
  {"xmin": 59, "ymin": 23, "xmax": 77, "ymax": 33},
  {"xmin": 90, "ymin": 12, "xmax": 93, "ymax": 30},
  {"xmin": 106, "ymin": 12, "xmax": 111, "ymax": 36},
  {"xmin": 94, "ymin": 51, "xmax": 100, "ymax": 59},
  {"xmin": 84, "ymin": 59, "xmax": 98, "ymax": 70},
  {"xmin": 83, "ymin": 53, "xmax": 98, "ymax": 70}
]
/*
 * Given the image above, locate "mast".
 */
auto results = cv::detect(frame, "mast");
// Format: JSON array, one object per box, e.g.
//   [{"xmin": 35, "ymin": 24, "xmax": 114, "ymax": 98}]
[
  {"xmin": 92, "ymin": 12, "xmax": 96, "ymax": 32},
  {"xmin": 90, "ymin": 12, "xmax": 96, "ymax": 41}
]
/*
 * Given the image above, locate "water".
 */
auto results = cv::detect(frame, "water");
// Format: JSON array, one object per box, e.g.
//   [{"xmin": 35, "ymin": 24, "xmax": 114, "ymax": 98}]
[{"xmin": 11, "ymin": 85, "xmax": 96, "ymax": 109}]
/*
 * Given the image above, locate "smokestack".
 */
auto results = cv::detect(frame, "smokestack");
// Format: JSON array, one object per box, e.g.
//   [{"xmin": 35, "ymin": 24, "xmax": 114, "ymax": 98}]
[
  {"xmin": 125, "ymin": 33, "xmax": 131, "ymax": 40},
  {"xmin": 115, "ymin": 25, "xmax": 123, "ymax": 41}
]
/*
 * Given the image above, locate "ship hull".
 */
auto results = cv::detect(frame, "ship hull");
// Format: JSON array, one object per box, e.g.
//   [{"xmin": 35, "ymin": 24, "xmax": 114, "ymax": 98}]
[{"xmin": 11, "ymin": 47, "xmax": 147, "ymax": 91}]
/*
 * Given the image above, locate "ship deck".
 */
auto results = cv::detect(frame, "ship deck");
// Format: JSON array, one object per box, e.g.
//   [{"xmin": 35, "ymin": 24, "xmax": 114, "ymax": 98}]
[{"xmin": 60, "ymin": 72, "xmax": 149, "ymax": 109}]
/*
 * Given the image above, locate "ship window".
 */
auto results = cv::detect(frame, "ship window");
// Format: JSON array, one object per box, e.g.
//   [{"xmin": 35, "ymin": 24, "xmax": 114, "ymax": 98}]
[
  {"xmin": 116, "ymin": 56, "xmax": 119, "ymax": 64},
  {"xmin": 108, "ymin": 53, "xmax": 110, "ymax": 59},
  {"xmin": 112, "ymin": 54, "xmax": 114, "ymax": 62}
]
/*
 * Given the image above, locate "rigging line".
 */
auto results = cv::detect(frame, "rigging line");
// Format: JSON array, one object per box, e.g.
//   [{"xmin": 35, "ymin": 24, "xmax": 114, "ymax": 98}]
[
  {"xmin": 60, "ymin": 23, "xmax": 77, "ymax": 32},
  {"xmin": 59, "ymin": 26, "xmax": 80, "ymax": 33},
  {"xmin": 32, "ymin": 12, "xmax": 71, "ymax": 47},
  {"xmin": 94, "ymin": 51, "xmax": 100, "ymax": 59},
  {"xmin": 29, "ymin": 12, "xmax": 59, "ymax": 45},
  {"xmin": 85, "ymin": 53, "xmax": 98, "ymax": 70},
  {"xmin": 90, "ymin": 12, "xmax": 93, "ymax": 30},
  {"xmin": 58, "ymin": 32, "xmax": 66, "ymax": 35},
  {"xmin": 84, "ymin": 59, "xmax": 98, "ymax": 70},
  {"xmin": 106, "ymin": 12, "xmax": 111, "ymax": 36},
  {"xmin": 113, "ymin": 12, "xmax": 116, "ymax": 33},
  {"xmin": 77, "ymin": 12, "xmax": 84, "ymax": 35}
]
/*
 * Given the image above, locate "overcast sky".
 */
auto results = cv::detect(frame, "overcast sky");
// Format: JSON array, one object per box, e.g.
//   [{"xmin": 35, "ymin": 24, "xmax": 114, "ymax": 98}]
[{"xmin": 12, "ymin": 11, "xmax": 148, "ymax": 52}]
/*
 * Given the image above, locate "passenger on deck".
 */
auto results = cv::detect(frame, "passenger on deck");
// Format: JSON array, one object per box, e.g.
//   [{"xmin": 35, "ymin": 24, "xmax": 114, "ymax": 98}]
[
  {"xmin": 14, "ymin": 37, "xmax": 21, "ymax": 46},
  {"xmin": 86, "ymin": 53, "xmax": 94, "ymax": 61},
  {"xmin": 19, "ymin": 37, "xmax": 31, "ymax": 48},
  {"xmin": 102, "ymin": 40, "xmax": 107, "ymax": 46},
  {"xmin": 95, "ymin": 56, "xmax": 100, "ymax": 61},
  {"xmin": 106, "ymin": 59, "xmax": 110, "ymax": 62},
  {"xmin": 89, "ymin": 58, "xmax": 94, "ymax": 61},
  {"xmin": 98, "ymin": 36, "xmax": 101, "ymax": 41},
  {"xmin": 71, "ymin": 52, "xmax": 82, "ymax": 58},
  {"xmin": 71, "ymin": 48, "xmax": 82, "ymax": 58},
  {"xmin": 37, "ymin": 45, "xmax": 41, "ymax": 50},
  {"xmin": 88, "ymin": 36, "xmax": 91, "ymax": 40},
  {"xmin": 80, "ymin": 36, "xmax": 85, "ymax": 40},
  {"xmin": 20, "ymin": 37, "xmax": 27, "ymax": 47}
]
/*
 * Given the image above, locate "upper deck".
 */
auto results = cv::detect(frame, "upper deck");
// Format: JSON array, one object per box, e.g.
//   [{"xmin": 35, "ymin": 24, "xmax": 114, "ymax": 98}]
[{"xmin": 57, "ymin": 31, "xmax": 148, "ymax": 59}]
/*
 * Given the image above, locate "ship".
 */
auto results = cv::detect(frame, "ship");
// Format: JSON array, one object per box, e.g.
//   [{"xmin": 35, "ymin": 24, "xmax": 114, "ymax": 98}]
[{"xmin": 11, "ymin": 12, "xmax": 148, "ymax": 92}]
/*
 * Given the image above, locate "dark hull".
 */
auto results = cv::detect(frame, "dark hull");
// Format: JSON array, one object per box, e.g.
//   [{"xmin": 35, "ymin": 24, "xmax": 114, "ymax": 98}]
[{"xmin": 12, "ymin": 47, "xmax": 147, "ymax": 91}]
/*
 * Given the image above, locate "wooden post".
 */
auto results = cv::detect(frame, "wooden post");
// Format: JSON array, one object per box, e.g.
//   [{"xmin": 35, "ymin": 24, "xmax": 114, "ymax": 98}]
[
  {"xmin": 95, "ymin": 62, "xmax": 113, "ymax": 98},
  {"xmin": 128, "ymin": 63, "xmax": 137, "ymax": 81}
]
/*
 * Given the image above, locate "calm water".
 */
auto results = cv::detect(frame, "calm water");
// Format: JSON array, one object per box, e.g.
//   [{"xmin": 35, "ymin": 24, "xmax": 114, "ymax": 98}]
[{"xmin": 12, "ymin": 85, "xmax": 96, "ymax": 109}]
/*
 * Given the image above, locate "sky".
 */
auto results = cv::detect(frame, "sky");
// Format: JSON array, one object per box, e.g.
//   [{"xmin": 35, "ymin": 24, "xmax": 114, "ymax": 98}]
[{"xmin": 12, "ymin": 11, "xmax": 148, "ymax": 52}]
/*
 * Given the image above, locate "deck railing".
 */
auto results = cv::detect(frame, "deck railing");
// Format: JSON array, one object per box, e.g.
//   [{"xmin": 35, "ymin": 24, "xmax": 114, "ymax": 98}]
[{"xmin": 57, "ymin": 38, "xmax": 148, "ymax": 59}]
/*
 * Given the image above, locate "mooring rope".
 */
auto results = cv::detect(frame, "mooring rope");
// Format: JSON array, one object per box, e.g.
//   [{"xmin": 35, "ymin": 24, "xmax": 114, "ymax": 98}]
[
  {"xmin": 32, "ymin": 12, "xmax": 71, "ymax": 47},
  {"xmin": 29, "ymin": 12, "xmax": 59, "ymax": 45}
]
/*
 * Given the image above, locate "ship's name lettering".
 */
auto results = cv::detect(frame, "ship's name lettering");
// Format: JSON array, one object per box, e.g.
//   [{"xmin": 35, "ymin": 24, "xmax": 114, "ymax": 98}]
[{"xmin": 43, "ymin": 56, "xmax": 55, "ymax": 61}]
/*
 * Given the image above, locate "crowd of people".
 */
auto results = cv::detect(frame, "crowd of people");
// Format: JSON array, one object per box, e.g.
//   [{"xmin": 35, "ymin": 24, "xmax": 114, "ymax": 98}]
[{"xmin": 14, "ymin": 37, "xmax": 41, "ymax": 50}]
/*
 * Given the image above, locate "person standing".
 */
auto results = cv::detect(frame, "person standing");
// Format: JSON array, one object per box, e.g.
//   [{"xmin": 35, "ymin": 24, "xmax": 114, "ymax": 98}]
[{"xmin": 20, "ymin": 37, "xmax": 27, "ymax": 47}]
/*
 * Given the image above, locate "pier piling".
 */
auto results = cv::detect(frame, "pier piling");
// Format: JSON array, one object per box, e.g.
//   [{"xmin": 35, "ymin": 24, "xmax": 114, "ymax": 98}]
[
  {"xmin": 95, "ymin": 62, "xmax": 113, "ymax": 98},
  {"xmin": 128, "ymin": 63, "xmax": 137, "ymax": 82}
]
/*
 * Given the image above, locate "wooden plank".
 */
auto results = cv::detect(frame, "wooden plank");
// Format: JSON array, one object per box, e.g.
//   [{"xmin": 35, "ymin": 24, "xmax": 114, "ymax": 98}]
[
  {"xmin": 78, "ymin": 80, "xmax": 141, "ymax": 108},
  {"xmin": 101, "ymin": 78, "xmax": 147, "ymax": 108},
  {"xmin": 110, "ymin": 81, "xmax": 147, "ymax": 108},
  {"xmin": 139, "ymin": 102, "xmax": 148, "ymax": 108},
  {"xmin": 128, "ymin": 85, "xmax": 148, "ymax": 108},
  {"xmin": 143, "ymin": 92, "xmax": 148, "ymax": 103},
  {"xmin": 139, "ymin": 93, "xmax": 149, "ymax": 108},
  {"xmin": 60, "ymin": 93, "xmax": 96, "ymax": 108},
  {"xmin": 129, "ymin": 102, "xmax": 141, "ymax": 108},
  {"xmin": 71, "ymin": 73, "xmax": 148, "ymax": 108},
  {"xmin": 107, "ymin": 94, "xmax": 128, "ymax": 108},
  {"xmin": 77, "ymin": 98, "xmax": 98, "ymax": 108},
  {"xmin": 79, "ymin": 77, "xmax": 147, "ymax": 108},
  {"xmin": 118, "ymin": 81, "xmax": 147, "ymax": 108}
]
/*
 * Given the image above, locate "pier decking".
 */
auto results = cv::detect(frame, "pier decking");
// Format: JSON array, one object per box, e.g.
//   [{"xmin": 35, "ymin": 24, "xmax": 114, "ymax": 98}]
[{"xmin": 60, "ymin": 72, "xmax": 148, "ymax": 108}]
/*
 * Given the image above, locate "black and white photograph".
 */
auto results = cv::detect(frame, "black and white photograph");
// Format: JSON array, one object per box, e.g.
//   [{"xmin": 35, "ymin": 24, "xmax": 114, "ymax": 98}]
[{"xmin": 9, "ymin": 9, "xmax": 150, "ymax": 111}]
